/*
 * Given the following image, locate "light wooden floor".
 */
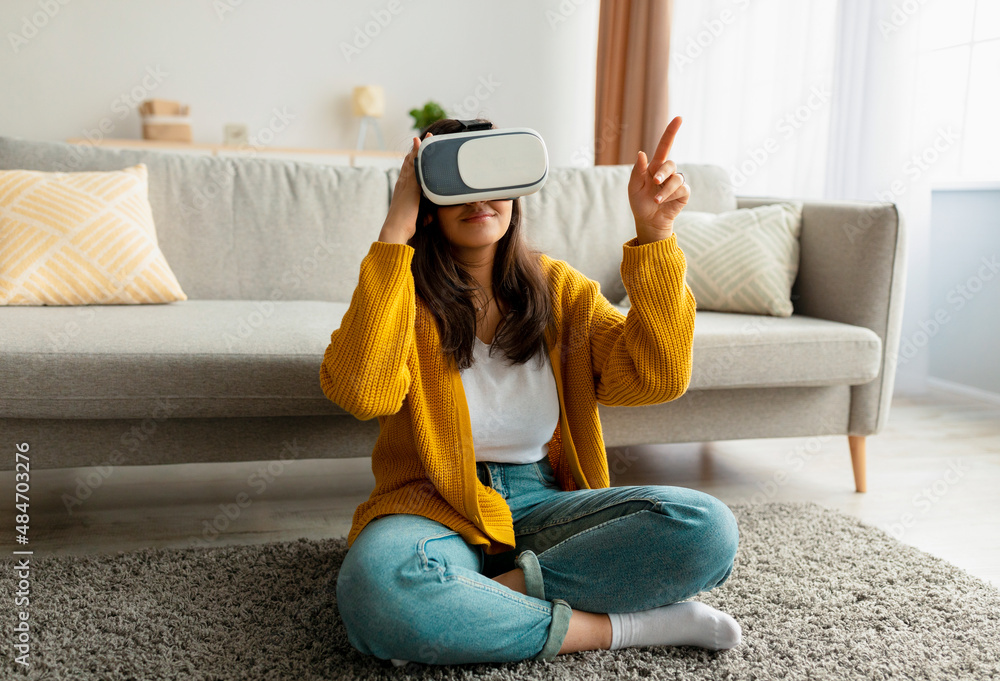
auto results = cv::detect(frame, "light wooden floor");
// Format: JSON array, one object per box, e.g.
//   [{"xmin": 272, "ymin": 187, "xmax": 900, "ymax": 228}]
[{"xmin": 3, "ymin": 387, "xmax": 999, "ymax": 588}]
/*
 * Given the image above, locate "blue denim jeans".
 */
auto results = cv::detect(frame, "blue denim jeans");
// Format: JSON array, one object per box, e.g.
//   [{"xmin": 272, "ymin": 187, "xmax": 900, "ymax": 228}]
[{"xmin": 336, "ymin": 456, "xmax": 739, "ymax": 666}]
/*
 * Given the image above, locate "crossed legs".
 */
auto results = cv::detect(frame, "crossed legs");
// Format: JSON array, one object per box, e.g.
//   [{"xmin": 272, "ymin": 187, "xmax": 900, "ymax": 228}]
[{"xmin": 336, "ymin": 485, "xmax": 740, "ymax": 664}]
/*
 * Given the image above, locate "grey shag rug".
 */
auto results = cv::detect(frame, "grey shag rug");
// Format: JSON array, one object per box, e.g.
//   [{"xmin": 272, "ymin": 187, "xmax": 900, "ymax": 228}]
[{"xmin": 3, "ymin": 502, "xmax": 999, "ymax": 680}]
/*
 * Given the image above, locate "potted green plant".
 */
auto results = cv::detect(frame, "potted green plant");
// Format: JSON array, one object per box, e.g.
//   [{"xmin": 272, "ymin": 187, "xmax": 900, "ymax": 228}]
[{"xmin": 408, "ymin": 101, "xmax": 447, "ymax": 135}]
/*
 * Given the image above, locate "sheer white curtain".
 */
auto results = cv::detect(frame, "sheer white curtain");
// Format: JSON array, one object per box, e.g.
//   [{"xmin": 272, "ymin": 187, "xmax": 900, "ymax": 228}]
[
  {"xmin": 669, "ymin": 0, "xmax": 999, "ymax": 393},
  {"xmin": 824, "ymin": 0, "xmax": 999, "ymax": 393},
  {"xmin": 667, "ymin": 0, "xmax": 839, "ymax": 199}
]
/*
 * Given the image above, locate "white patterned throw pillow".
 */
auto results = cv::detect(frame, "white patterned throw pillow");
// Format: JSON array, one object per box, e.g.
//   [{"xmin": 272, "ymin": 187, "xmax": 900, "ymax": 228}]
[{"xmin": 621, "ymin": 202, "xmax": 803, "ymax": 317}]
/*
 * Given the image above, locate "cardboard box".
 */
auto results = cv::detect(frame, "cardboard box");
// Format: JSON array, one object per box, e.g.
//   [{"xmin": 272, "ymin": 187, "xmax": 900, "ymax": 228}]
[
  {"xmin": 139, "ymin": 99, "xmax": 187, "ymax": 116},
  {"xmin": 140, "ymin": 99, "xmax": 191, "ymax": 142},
  {"xmin": 141, "ymin": 121, "xmax": 192, "ymax": 142}
]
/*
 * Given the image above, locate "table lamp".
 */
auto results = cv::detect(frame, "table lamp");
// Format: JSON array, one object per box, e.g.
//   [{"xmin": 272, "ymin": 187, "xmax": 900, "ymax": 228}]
[{"xmin": 353, "ymin": 85, "xmax": 385, "ymax": 151}]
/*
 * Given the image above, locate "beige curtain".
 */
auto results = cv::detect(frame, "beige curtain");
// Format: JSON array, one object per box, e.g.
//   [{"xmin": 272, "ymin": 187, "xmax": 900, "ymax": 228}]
[{"xmin": 595, "ymin": 0, "xmax": 673, "ymax": 165}]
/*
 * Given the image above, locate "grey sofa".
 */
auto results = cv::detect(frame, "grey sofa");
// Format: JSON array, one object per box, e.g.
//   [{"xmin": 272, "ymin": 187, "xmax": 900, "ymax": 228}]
[{"xmin": 0, "ymin": 136, "xmax": 906, "ymax": 492}]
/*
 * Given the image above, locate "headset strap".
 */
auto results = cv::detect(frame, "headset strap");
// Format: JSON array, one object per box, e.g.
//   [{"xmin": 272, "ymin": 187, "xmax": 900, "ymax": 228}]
[{"xmin": 456, "ymin": 119, "xmax": 492, "ymax": 132}]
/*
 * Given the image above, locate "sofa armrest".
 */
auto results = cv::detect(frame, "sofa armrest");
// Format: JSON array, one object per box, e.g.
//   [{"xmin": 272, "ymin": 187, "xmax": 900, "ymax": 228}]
[{"xmin": 737, "ymin": 197, "xmax": 908, "ymax": 435}]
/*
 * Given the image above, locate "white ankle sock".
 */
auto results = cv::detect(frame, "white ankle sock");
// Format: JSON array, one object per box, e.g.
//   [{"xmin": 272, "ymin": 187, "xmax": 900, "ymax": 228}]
[{"xmin": 607, "ymin": 601, "xmax": 742, "ymax": 651}]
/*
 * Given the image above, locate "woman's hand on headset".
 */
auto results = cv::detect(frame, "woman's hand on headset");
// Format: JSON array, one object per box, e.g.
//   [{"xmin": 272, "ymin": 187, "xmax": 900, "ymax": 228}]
[{"xmin": 379, "ymin": 133, "xmax": 432, "ymax": 244}]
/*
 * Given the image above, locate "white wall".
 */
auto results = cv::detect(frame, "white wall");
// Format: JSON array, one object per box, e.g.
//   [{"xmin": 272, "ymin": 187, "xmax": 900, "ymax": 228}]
[
  {"xmin": 1, "ymin": 0, "xmax": 599, "ymax": 167},
  {"xmin": 928, "ymin": 186, "xmax": 1000, "ymax": 396}
]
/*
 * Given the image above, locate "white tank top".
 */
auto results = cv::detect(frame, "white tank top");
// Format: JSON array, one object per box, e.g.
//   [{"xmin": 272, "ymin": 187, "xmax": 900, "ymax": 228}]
[{"xmin": 459, "ymin": 337, "xmax": 561, "ymax": 464}]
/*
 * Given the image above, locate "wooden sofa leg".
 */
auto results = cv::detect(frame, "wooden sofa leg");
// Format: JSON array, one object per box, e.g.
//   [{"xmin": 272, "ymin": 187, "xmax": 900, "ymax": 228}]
[{"xmin": 849, "ymin": 436, "xmax": 867, "ymax": 493}]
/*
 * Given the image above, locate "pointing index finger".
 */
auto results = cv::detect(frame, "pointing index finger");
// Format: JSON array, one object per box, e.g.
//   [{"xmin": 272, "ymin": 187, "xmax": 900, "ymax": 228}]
[{"xmin": 651, "ymin": 116, "xmax": 682, "ymax": 166}]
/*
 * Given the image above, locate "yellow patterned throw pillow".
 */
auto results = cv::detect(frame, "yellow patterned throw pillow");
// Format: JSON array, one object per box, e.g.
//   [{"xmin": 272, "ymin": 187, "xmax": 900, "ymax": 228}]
[{"xmin": 0, "ymin": 163, "xmax": 186, "ymax": 305}]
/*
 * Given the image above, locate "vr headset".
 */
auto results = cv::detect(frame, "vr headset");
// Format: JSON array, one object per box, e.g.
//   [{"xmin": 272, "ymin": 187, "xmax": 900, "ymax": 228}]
[{"xmin": 414, "ymin": 120, "xmax": 548, "ymax": 205}]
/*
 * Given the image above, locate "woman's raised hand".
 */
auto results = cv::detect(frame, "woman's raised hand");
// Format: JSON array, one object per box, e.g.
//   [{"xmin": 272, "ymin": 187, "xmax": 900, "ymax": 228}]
[
  {"xmin": 628, "ymin": 116, "xmax": 690, "ymax": 245},
  {"xmin": 379, "ymin": 133, "xmax": 432, "ymax": 244}
]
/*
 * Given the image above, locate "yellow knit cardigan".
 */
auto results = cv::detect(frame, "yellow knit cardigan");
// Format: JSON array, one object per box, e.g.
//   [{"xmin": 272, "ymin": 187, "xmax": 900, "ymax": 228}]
[{"xmin": 320, "ymin": 234, "xmax": 696, "ymax": 555}]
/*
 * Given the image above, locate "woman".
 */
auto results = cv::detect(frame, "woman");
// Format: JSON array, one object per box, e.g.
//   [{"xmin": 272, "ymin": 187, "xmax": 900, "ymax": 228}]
[{"xmin": 321, "ymin": 116, "xmax": 741, "ymax": 666}]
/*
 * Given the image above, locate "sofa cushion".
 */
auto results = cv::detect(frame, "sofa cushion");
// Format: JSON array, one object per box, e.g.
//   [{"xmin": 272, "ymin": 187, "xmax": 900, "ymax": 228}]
[
  {"xmin": 1, "ymin": 301, "xmax": 881, "ymax": 420},
  {"xmin": 0, "ymin": 164, "xmax": 187, "ymax": 305},
  {"xmin": 0, "ymin": 136, "xmax": 390, "ymax": 302},
  {"xmin": 0, "ymin": 300, "xmax": 349, "ymax": 419},
  {"xmin": 677, "ymin": 310, "xmax": 882, "ymax": 390}
]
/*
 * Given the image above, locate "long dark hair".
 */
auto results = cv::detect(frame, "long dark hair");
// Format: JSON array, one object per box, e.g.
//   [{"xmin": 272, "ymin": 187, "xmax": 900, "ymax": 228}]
[{"xmin": 408, "ymin": 118, "xmax": 552, "ymax": 371}]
